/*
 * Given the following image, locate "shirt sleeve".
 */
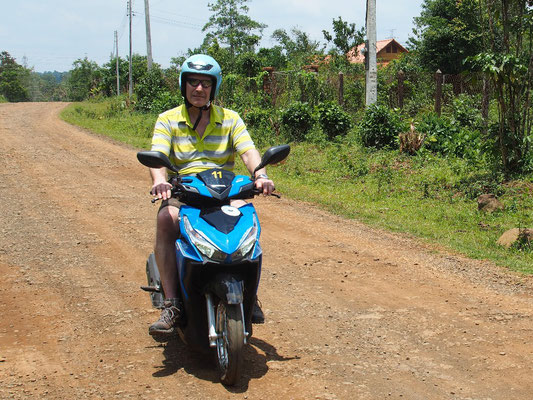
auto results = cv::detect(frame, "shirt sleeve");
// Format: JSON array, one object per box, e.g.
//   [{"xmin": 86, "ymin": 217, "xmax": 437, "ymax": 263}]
[
  {"xmin": 231, "ymin": 115, "xmax": 255, "ymax": 156},
  {"xmin": 150, "ymin": 114, "xmax": 172, "ymax": 157}
]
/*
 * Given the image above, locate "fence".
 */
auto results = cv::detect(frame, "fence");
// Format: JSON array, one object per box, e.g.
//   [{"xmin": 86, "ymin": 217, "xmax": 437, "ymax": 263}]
[{"xmin": 257, "ymin": 67, "xmax": 491, "ymax": 118}]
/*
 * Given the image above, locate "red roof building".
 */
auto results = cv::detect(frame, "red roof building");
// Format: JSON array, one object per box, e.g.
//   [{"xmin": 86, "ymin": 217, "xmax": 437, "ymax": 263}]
[{"xmin": 347, "ymin": 39, "xmax": 408, "ymax": 65}]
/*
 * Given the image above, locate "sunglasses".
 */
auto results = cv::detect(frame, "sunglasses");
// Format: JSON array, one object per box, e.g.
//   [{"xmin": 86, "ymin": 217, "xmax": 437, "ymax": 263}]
[{"xmin": 186, "ymin": 78, "xmax": 213, "ymax": 88}]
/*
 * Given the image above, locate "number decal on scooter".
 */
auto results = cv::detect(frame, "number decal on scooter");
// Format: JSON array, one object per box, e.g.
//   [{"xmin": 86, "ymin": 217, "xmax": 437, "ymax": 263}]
[{"xmin": 212, "ymin": 170, "xmax": 223, "ymax": 179}]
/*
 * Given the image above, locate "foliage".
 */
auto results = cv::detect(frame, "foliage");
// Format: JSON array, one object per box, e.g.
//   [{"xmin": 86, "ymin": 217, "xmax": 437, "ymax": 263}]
[
  {"xmin": 358, "ymin": 104, "xmax": 406, "ymax": 149},
  {"xmin": 271, "ymin": 27, "xmax": 324, "ymax": 68},
  {"xmin": 322, "ymin": 17, "xmax": 365, "ymax": 56},
  {"xmin": 467, "ymin": 1, "xmax": 533, "ymax": 176},
  {"xmin": 203, "ymin": 0, "xmax": 266, "ymax": 60},
  {"xmin": 409, "ymin": 0, "xmax": 483, "ymax": 74},
  {"xmin": 256, "ymin": 46, "xmax": 288, "ymax": 70},
  {"xmin": 62, "ymin": 99, "xmax": 533, "ymax": 273},
  {"xmin": 135, "ymin": 66, "xmax": 166, "ymax": 112},
  {"xmin": 66, "ymin": 57, "xmax": 102, "ymax": 101},
  {"xmin": 417, "ymin": 109, "xmax": 481, "ymax": 160},
  {"xmin": 316, "ymin": 101, "xmax": 353, "ymax": 139},
  {"xmin": 280, "ymin": 101, "xmax": 315, "ymax": 141},
  {"xmin": 0, "ymin": 51, "xmax": 30, "ymax": 102},
  {"xmin": 242, "ymin": 106, "xmax": 279, "ymax": 147},
  {"xmin": 100, "ymin": 56, "xmax": 129, "ymax": 97}
]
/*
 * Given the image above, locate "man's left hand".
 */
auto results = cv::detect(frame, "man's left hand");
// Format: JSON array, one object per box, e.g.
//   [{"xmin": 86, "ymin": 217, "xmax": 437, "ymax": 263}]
[{"xmin": 255, "ymin": 177, "xmax": 275, "ymax": 196}]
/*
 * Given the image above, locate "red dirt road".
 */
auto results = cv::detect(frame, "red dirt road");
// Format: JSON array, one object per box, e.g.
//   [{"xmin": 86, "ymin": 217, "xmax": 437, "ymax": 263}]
[{"xmin": 1, "ymin": 102, "xmax": 533, "ymax": 399}]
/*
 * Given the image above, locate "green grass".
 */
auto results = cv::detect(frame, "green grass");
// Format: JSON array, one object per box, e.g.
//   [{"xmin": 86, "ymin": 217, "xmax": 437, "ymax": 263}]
[
  {"xmin": 60, "ymin": 99, "xmax": 533, "ymax": 274},
  {"xmin": 60, "ymin": 97, "xmax": 157, "ymax": 149}
]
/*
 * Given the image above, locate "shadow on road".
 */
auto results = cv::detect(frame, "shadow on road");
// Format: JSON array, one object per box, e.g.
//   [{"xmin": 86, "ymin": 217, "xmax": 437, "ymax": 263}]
[{"xmin": 150, "ymin": 334, "xmax": 299, "ymax": 392}]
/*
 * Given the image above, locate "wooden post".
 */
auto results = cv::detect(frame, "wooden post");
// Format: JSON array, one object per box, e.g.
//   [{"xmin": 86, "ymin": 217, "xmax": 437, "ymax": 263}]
[
  {"xmin": 435, "ymin": 69, "xmax": 443, "ymax": 116},
  {"xmin": 398, "ymin": 70, "xmax": 404, "ymax": 109},
  {"xmin": 481, "ymin": 76, "xmax": 490, "ymax": 135},
  {"xmin": 262, "ymin": 67, "xmax": 275, "ymax": 106},
  {"xmin": 338, "ymin": 71, "xmax": 344, "ymax": 107}
]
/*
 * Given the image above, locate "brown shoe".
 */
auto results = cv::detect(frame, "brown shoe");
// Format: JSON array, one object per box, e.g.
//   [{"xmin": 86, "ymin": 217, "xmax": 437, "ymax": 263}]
[
  {"xmin": 149, "ymin": 300, "xmax": 182, "ymax": 337},
  {"xmin": 251, "ymin": 298, "xmax": 265, "ymax": 324}
]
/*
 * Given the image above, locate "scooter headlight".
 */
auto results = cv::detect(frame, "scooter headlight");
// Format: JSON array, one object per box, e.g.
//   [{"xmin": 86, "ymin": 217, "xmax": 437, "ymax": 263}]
[
  {"xmin": 183, "ymin": 215, "xmax": 225, "ymax": 261},
  {"xmin": 232, "ymin": 214, "xmax": 259, "ymax": 260}
]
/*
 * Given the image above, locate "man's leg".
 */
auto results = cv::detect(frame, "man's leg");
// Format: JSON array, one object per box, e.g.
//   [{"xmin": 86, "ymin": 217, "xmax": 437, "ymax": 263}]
[{"xmin": 149, "ymin": 203, "xmax": 183, "ymax": 336}]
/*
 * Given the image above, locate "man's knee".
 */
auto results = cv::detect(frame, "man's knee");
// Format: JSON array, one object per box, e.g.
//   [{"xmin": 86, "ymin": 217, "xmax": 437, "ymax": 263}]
[{"xmin": 156, "ymin": 206, "xmax": 180, "ymax": 237}]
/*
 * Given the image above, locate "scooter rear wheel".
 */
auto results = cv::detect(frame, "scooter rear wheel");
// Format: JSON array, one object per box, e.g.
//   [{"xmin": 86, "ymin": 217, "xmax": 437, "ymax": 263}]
[{"xmin": 215, "ymin": 301, "xmax": 244, "ymax": 386}]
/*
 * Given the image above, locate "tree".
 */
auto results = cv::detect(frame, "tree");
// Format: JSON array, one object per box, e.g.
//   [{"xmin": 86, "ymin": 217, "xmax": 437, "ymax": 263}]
[
  {"xmin": 66, "ymin": 57, "xmax": 102, "ymax": 101},
  {"xmin": 469, "ymin": 1, "xmax": 533, "ymax": 175},
  {"xmin": 0, "ymin": 51, "xmax": 30, "ymax": 102},
  {"xmin": 271, "ymin": 27, "xmax": 324, "ymax": 68},
  {"xmin": 322, "ymin": 17, "xmax": 365, "ymax": 56},
  {"xmin": 203, "ymin": 0, "xmax": 267, "ymax": 60},
  {"xmin": 409, "ymin": 0, "xmax": 483, "ymax": 74},
  {"xmin": 101, "ymin": 56, "xmax": 129, "ymax": 97}
]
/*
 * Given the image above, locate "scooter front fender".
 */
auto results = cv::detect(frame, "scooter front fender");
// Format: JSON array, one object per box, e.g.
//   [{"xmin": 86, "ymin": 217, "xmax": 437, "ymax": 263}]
[{"xmin": 209, "ymin": 274, "xmax": 244, "ymax": 305}]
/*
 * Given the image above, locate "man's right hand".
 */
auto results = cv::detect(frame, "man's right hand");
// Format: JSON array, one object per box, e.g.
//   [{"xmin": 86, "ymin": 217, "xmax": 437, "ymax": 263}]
[{"xmin": 151, "ymin": 181, "xmax": 173, "ymax": 201}]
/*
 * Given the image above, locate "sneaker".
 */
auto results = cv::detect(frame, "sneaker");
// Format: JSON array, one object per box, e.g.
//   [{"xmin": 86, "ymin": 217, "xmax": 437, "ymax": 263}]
[
  {"xmin": 251, "ymin": 298, "xmax": 265, "ymax": 324},
  {"xmin": 149, "ymin": 300, "xmax": 182, "ymax": 337}
]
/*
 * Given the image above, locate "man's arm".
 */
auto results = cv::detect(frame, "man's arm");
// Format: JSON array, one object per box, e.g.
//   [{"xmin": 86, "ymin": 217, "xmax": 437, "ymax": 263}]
[
  {"xmin": 150, "ymin": 167, "xmax": 172, "ymax": 200},
  {"xmin": 240, "ymin": 148, "xmax": 275, "ymax": 195}
]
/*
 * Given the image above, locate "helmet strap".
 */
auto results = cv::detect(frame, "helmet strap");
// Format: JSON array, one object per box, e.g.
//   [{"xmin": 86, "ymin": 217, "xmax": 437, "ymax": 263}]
[{"xmin": 189, "ymin": 101, "xmax": 211, "ymax": 131}]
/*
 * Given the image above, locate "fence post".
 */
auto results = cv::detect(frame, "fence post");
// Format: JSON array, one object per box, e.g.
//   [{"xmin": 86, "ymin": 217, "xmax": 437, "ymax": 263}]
[
  {"xmin": 398, "ymin": 70, "xmax": 405, "ymax": 109},
  {"xmin": 481, "ymin": 76, "xmax": 490, "ymax": 134},
  {"xmin": 338, "ymin": 71, "xmax": 344, "ymax": 107},
  {"xmin": 262, "ymin": 67, "xmax": 275, "ymax": 106},
  {"xmin": 435, "ymin": 69, "xmax": 443, "ymax": 116}
]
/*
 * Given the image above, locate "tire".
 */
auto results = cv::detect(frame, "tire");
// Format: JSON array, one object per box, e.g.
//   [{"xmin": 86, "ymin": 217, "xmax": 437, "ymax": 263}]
[{"xmin": 215, "ymin": 301, "xmax": 245, "ymax": 386}]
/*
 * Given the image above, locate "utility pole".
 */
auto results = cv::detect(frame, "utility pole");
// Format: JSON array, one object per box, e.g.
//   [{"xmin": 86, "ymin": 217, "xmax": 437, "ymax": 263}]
[
  {"xmin": 365, "ymin": 0, "xmax": 377, "ymax": 106},
  {"xmin": 144, "ymin": 0, "xmax": 153, "ymax": 71},
  {"xmin": 115, "ymin": 31, "xmax": 120, "ymax": 96},
  {"xmin": 128, "ymin": 0, "xmax": 133, "ymax": 98}
]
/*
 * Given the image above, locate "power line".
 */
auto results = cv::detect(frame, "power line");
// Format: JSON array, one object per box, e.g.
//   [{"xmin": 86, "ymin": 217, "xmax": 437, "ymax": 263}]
[{"xmin": 133, "ymin": 11, "xmax": 202, "ymax": 30}]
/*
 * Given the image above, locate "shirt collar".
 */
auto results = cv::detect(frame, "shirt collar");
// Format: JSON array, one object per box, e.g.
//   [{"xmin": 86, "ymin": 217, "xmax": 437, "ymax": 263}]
[{"xmin": 178, "ymin": 104, "xmax": 223, "ymax": 127}]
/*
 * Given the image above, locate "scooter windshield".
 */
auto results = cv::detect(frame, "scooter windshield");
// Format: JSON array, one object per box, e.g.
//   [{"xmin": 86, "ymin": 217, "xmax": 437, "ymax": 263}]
[{"xmin": 197, "ymin": 169, "xmax": 236, "ymax": 194}]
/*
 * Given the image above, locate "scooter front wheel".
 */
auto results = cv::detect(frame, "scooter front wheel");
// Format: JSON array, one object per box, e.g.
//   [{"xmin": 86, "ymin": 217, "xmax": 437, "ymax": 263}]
[{"xmin": 215, "ymin": 301, "xmax": 244, "ymax": 386}]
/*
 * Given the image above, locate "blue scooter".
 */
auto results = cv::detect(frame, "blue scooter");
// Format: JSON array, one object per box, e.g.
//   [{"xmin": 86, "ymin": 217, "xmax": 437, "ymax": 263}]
[{"xmin": 137, "ymin": 144, "xmax": 290, "ymax": 386}]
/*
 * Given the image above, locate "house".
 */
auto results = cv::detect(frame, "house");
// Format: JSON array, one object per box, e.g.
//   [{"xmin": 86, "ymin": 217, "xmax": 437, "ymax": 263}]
[{"xmin": 347, "ymin": 39, "xmax": 408, "ymax": 66}]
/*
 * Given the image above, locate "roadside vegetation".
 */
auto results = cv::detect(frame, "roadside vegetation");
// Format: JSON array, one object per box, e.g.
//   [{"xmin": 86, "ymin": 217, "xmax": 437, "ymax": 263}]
[
  {"xmin": 5, "ymin": 0, "xmax": 533, "ymax": 273},
  {"xmin": 61, "ymin": 93, "xmax": 533, "ymax": 274}
]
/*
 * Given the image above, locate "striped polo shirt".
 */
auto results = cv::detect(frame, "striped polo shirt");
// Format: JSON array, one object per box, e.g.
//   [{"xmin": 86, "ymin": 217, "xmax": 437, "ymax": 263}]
[{"xmin": 150, "ymin": 104, "xmax": 255, "ymax": 175}]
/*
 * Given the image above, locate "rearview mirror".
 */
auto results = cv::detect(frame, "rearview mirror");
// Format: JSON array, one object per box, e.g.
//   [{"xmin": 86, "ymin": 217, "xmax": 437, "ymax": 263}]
[
  {"xmin": 137, "ymin": 151, "xmax": 180, "ymax": 173},
  {"xmin": 253, "ymin": 144, "xmax": 291, "ymax": 175}
]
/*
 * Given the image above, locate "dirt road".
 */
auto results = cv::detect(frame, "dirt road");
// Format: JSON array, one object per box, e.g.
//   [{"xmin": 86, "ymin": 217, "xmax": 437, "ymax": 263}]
[{"xmin": 1, "ymin": 102, "xmax": 532, "ymax": 399}]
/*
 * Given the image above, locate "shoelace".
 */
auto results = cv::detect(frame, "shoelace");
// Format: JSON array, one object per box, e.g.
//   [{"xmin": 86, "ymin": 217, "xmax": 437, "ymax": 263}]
[{"xmin": 160, "ymin": 306, "xmax": 179, "ymax": 324}]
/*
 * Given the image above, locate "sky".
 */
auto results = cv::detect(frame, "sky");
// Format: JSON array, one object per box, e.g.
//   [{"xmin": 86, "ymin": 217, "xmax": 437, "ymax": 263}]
[{"xmin": 0, "ymin": 0, "xmax": 424, "ymax": 73}]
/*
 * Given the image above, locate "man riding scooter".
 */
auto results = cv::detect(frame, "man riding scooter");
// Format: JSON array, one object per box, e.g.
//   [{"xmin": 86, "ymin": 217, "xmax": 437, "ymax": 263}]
[{"xmin": 146, "ymin": 54, "xmax": 274, "ymax": 338}]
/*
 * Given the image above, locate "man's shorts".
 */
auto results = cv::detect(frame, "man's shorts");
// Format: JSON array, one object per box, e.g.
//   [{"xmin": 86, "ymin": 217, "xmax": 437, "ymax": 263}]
[{"xmin": 158, "ymin": 197, "xmax": 183, "ymax": 213}]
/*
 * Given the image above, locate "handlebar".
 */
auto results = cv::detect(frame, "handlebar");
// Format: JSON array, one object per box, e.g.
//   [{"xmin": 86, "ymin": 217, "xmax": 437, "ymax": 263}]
[{"xmin": 149, "ymin": 185, "xmax": 280, "ymax": 203}]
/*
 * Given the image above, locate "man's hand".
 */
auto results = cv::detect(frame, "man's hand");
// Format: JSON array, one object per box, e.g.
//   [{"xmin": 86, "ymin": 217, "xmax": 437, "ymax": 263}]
[
  {"xmin": 151, "ymin": 181, "xmax": 172, "ymax": 200},
  {"xmin": 255, "ymin": 177, "xmax": 275, "ymax": 196}
]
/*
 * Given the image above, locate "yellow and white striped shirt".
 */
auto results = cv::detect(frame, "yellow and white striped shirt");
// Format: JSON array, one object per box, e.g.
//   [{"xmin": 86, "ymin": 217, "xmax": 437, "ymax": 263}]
[{"xmin": 150, "ymin": 104, "xmax": 255, "ymax": 175}]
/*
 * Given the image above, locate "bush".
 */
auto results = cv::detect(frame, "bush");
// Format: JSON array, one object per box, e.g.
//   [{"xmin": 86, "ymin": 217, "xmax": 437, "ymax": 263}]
[
  {"xmin": 418, "ymin": 112, "xmax": 481, "ymax": 160},
  {"xmin": 316, "ymin": 101, "xmax": 353, "ymax": 139},
  {"xmin": 358, "ymin": 104, "xmax": 405, "ymax": 149},
  {"xmin": 280, "ymin": 101, "xmax": 315, "ymax": 141},
  {"xmin": 135, "ymin": 68, "xmax": 165, "ymax": 112},
  {"xmin": 150, "ymin": 91, "xmax": 182, "ymax": 114},
  {"xmin": 244, "ymin": 107, "xmax": 278, "ymax": 147}
]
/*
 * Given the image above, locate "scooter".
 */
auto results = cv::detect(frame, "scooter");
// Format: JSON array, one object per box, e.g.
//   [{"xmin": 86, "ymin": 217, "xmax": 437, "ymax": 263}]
[{"xmin": 137, "ymin": 144, "xmax": 290, "ymax": 386}]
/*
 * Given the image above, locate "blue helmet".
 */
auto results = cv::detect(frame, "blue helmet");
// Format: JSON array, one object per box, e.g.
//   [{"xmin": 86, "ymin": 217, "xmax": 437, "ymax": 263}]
[{"xmin": 179, "ymin": 54, "xmax": 222, "ymax": 102}]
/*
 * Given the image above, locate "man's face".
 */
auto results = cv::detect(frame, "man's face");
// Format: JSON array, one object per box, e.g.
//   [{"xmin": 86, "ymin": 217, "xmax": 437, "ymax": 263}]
[{"xmin": 185, "ymin": 73, "xmax": 213, "ymax": 108}]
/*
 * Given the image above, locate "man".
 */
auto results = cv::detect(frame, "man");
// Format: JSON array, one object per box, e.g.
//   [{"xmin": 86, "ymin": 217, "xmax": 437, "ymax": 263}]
[{"xmin": 147, "ymin": 54, "xmax": 274, "ymax": 337}]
